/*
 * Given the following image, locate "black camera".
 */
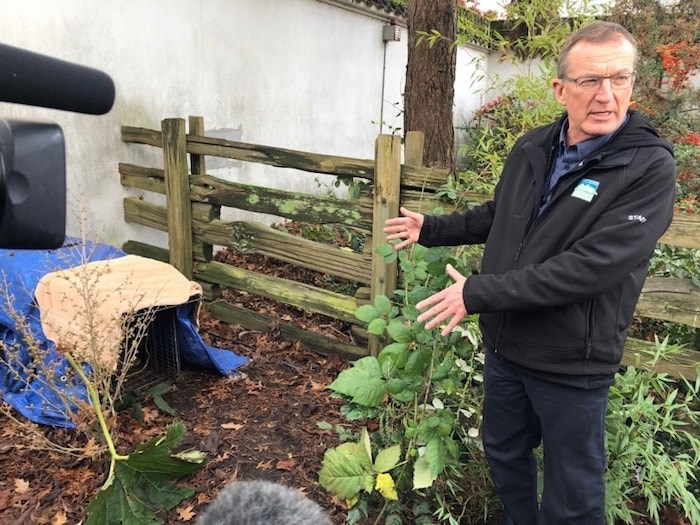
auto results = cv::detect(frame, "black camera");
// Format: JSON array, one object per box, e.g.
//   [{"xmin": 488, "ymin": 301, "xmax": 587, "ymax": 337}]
[{"xmin": 0, "ymin": 43, "xmax": 115, "ymax": 249}]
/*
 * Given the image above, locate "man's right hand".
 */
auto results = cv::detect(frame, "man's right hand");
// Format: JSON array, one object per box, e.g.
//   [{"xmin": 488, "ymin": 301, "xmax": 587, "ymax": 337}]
[{"xmin": 383, "ymin": 206, "xmax": 424, "ymax": 251}]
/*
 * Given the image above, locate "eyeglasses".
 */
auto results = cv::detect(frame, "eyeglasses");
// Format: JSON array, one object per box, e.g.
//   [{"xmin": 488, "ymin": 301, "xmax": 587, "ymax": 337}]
[{"xmin": 562, "ymin": 72, "xmax": 636, "ymax": 91}]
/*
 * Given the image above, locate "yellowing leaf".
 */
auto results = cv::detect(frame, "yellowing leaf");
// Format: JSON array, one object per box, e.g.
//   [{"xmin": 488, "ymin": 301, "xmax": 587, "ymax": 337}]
[{"xmin": 375, "ymin": 473, "xmax": 398, "ymax": 501}]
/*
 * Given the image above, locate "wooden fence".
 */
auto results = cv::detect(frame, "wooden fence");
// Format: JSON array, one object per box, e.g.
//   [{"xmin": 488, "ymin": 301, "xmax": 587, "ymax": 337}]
[{"xmin": 120, "ymin": 116, "xmax": 700, "ymax": 379}]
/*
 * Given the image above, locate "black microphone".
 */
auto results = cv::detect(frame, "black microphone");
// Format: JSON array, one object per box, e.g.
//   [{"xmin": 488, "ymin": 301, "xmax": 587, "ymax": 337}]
[{"xmin": 0, "ymin": 43, "xmax": 115, "ymax": 115}]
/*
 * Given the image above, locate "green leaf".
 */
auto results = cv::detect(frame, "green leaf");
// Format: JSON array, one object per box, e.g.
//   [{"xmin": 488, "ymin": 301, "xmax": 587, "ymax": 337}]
[
  {"xmin": 115, "ymin": 389, "xmax": 140, "ymax": 412},
  {"xmin": 374, "ymin": 295, "xmax": 393, "ymax": 315},
  {"xmin": 424, "ymin": 438, "xmax": 448, "ymax": 478},
  {"xmin": 319, "ymin": 444, "xmax": 375, "ymax": 500},
  {"xmin": 413, "ymin": 455, "xmax": 435, "ymax": 490},
  {"xmin": 329, "ymin": 357, "xmax": 386, "ymax": 407},
  {"xmin": 367, "ymin": 318, "xmax": 387, "ymax": 336},
  {"xmin": 355, "ymin": 304, "xmax": 379, "ymax": 323},
  {"xmin": 148, "ymin": 383, "xmax": 175, "ymax": 397},
  {"xmin": 386, "ymin": 321, "xmax": 412, "ymax": 343},
  {"xmin": 85, "ymin": 423, "xmax": 207, "ymax": 525},
  {"xmin": 378, "ymin": 343, "xmax": 408, "ymax": 370},
  {"xmin": 152, "ymin": 395, "xmax": 177, "ymax": 417},
  {"xmin": 374, "ymin": 445, "xmax": 401, "ymax": 473},
  {"xmin": 377, "ymin": 243, "xmax": 397, "ymax": 262}
]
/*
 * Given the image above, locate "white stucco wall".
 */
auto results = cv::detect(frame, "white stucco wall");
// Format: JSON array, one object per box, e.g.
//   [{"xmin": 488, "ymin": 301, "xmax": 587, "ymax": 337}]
[{"xmin": 0, "ymin": 0, "xmax": 488, "ymax": 249}]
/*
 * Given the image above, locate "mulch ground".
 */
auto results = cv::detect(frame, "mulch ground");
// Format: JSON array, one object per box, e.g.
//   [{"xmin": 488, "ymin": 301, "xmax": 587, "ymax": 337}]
[
  {"xmin": 0, "ymin": 304, "xmax": 357, "ymax": 524},
  {"xmin": 0, "ymin": 241, "xmax": 363, "ymax": 525}
]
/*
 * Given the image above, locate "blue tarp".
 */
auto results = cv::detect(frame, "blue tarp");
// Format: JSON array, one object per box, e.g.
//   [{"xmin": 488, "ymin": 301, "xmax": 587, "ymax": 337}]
[{"xmin": 0, "ymin": 238, "xmax": 247, "ymax": 427}]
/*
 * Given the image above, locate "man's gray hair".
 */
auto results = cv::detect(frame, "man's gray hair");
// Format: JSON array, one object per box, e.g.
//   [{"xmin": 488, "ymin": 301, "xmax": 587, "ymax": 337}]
[
  {"xmin": 557, "ymin": 21, "xmax": 638, "ymax": 78},
  {"xmin": 195, "ymin": 480, "xmax": 332, "ymax": 525}
]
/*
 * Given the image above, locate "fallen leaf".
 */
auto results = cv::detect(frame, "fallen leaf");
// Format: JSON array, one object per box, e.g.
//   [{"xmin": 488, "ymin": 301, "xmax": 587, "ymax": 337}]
[
  {"xmin": 14, "ymin": 478, "xmax": 29, "ymax": 495},
  {"xmin": 142, "ymin": 407, "xmax": 159, "ymax": 424},
  {"xmin": 0, "ymin": 489, "xmax": 12, "ymax": 511},
  {"xmin": 220, "ymin": 422, "xmax": 244, "ymax": 431},
  {"xmin": 83, "ymin": 438, "xmax": 102, "ymax": 457},
  {"xmin": 256, "ymin": 459, "xmax": 274, "ymax": 471},
  {"xmin": 309, "ymin": 380, "xmax": 327, "ymax": 392},
  {"xmin": 276, "ymin": 457, "xmax": 297, "ymax": 471},
  {"xmin": 177, "ymin": 504, "xmax": 196, "ymax": 521},
  {"xmin": 51, "ymin": 511, "xmax": 68, "ymax": 525}
]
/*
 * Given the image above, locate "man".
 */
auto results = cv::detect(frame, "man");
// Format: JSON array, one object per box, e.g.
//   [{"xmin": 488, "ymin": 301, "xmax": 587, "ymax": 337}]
[{"xmin": 384, "ymin": 21, "xmax": 676, "ymax": 524}]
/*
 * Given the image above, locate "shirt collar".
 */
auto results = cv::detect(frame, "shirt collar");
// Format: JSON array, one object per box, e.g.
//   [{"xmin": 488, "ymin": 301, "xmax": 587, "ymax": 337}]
[{"xmin": 558, "ymin": 113, "xmax": 629, "ymax": 158}]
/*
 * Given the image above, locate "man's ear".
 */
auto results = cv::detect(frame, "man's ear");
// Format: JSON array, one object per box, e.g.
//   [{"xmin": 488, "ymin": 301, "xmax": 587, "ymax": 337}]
[{"xmin": 552, "ymin": 79, "xmax": 566, "ymax": 105}]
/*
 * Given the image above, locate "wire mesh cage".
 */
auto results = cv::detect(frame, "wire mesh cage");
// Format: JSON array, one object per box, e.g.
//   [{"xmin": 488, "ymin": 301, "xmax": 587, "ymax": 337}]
[{"xmin": 120, "ymin": 304, "xmax": 182, "ymax": 392}]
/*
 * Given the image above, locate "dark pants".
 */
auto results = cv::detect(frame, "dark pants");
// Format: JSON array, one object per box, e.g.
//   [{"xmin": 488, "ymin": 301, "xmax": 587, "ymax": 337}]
[{"xmin": 482, "ymin": 352, "xmax": 609, "ymax": 525}]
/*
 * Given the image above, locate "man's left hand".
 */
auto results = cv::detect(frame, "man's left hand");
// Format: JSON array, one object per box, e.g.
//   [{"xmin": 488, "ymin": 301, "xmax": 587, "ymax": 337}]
[{"xmin": 416, "ymin": 264, "xmax": 468, "ymax": 337}]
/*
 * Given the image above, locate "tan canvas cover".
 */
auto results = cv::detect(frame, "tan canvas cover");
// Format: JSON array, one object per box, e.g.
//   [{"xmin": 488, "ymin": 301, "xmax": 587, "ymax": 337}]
[{"xmin": 35, "ymin": 255, "xmax": 202, "ymax": 371}]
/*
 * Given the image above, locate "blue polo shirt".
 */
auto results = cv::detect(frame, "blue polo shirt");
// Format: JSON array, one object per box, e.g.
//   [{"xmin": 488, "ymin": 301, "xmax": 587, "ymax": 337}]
[{"xmin": 539, "ymin": 116, "xmax": 628, "ymax": 214}]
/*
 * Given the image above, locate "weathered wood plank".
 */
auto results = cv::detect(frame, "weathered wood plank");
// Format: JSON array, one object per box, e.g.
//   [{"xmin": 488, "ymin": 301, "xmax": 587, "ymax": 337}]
[
  {"xmin": 119, "ymin": 163, "xmax": 373, "ymax": 229},
  {"xmin": 636, "ymin": 277, "xmax": 700, "ymax": 328},
  {"xmin": 188, "ymin": 116, "xmax": 207, "ymax": 176},
  {"xmin": 122, "ymin": 240, "xmax": 169, "ymax": 262},
  {"xmin": 123, "ymin": 198, "xmax": 168, "ymax": 231},
  {"xmin": 121, "ymin": 126, "xmax": 375, "ymax": 179},
  {"xmin": 119, "ymin": 163, "xmax": 165, "ymax": 193},
  {"xmin": 369, "ymin": 135, "xmax": 401, "ymax": 356},
  {"xmin": 623, "ymin": 337, "xmax": 698, "ymax": 381},
  {"xmin": 123, "ymin": 198, "xmax": 371, "ymax": 283},
  {"xmin": 192, "ymin": 219, "xmax": 372, "ymax": 284},
  {"xmin": 400, "ymin": 164, "xmax": 450, "ymax": 190},
  {"xmin": 186, "ymin": 135, "xmax": 374, "ymax": 180},
  {"xmin": 190, "ymin": 174, "xmax": 372, "ymax": 229},
  {"xmin": 404, "ymin": 131, "xmax": 425, "ymax": 167},
  {"xmin": 121, "ymin": 126, "xmax": 161, "ymax": 147},
  {"xmin": 371, "ymin": 135, "xmax": 401, "ymax": 299},
  {"xmin": 195, "ymin": 260, "xmax": 360, "ymax": 324},
  {"xmin": 206, "ymin": 301, "xmax": 366, "ymax": 359},
  {"xmin": 162, "ymin": 118, "xmax": 193, "ymax": 279},
  {"xmin": 659, "ymin": 213, "xmax": 700, "ymax": 250}
]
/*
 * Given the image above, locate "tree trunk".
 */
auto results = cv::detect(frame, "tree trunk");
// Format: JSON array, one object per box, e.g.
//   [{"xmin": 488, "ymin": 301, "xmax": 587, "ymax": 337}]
[{"xmin": 404, "ymin": 0, "xmax": 457, "ymax": 171}]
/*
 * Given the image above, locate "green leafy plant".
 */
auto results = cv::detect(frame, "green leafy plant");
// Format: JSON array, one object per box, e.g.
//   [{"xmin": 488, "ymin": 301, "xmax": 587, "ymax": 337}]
[
  {"xmin": 605, "ymin": 338, "xmax": 700, "ymax": 524},
  {"xmin": 61, "ymin": 352, "xmax": 206, "ymax": 525},
  {"xmin": 320, "ymin": 242, "xmax": 495, "ymax": 524}
]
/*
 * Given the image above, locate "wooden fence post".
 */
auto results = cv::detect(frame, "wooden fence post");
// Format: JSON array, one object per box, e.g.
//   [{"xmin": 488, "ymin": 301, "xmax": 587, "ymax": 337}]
[
  {"xmin": 162, "ymin": 118, "xmax": 193, "ymax": 279},
  {"xmin": 404, "ymin": 131, "xmax": 425, "ymax": 167},
  {"xmin": 369, "ymin": 134, "xmax": 402, "ymax": 356},
  {"xmin": 188, "ymin": 116, "xmax": 221, "ymax": 300}
]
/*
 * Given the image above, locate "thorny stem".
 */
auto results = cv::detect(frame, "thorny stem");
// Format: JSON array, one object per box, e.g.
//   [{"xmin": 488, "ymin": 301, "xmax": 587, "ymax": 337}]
[{"xmin": 64, "ymin": 353, "xmax": 129, "ymax": 462}]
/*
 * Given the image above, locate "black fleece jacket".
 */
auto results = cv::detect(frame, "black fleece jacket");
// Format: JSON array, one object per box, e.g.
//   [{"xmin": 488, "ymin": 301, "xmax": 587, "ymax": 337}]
[{"xmin": 418, "ymin": 110, "xmax": 676, "ymax": 378}]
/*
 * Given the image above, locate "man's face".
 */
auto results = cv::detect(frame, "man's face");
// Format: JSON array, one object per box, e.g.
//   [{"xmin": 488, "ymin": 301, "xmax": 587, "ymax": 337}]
[{"xmin": 552, "ymin": 38, "xmax": 636, "ymax": 146}]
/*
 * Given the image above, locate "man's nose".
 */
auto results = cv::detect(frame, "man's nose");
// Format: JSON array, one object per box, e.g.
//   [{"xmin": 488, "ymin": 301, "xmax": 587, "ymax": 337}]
[{"xmin": 594, "ymin": 78, "xmax": 615, "ymax": 99}]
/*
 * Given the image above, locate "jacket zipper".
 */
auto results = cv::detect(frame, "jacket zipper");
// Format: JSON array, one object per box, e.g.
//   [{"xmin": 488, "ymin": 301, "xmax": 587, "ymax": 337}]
[
  {"xmin": 585, "ymin": 299, "xmax": 596, "ymax": 359},
  {"xmin": 513, "ymin": 179, "xmax": 537, "ymax": 263}
]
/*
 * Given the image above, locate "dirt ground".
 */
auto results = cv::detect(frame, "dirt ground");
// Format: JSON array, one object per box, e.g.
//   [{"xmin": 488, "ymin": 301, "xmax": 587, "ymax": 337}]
[
  {"xmin": 0, "ymin": 241, "xmax": 369, "ymax": 525},
  {"xmin": 0, "ymin": 304, "xmax": 359, "ymax": 524}
]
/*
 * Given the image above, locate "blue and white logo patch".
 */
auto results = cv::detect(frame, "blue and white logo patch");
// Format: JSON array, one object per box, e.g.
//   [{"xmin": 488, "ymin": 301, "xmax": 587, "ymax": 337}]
[{"xmin": 571, "ymin": 178, "xmax": 599, "ymax": 202}]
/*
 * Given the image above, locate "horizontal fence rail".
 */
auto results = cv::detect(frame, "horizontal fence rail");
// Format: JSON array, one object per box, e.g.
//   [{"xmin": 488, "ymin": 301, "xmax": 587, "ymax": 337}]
[{"xmin": 120, "ymin": 117, "xmax": 699, "ymax": 380}]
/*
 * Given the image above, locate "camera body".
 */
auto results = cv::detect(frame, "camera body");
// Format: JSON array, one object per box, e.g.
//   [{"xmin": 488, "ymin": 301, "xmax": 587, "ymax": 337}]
[
  {"xmin": 0, "ymin": 119, "xmax": 66, "ymax": 249},
  {"xmin": 0, "ymin": 42, "xmax": 115, "ymax": 249}
]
